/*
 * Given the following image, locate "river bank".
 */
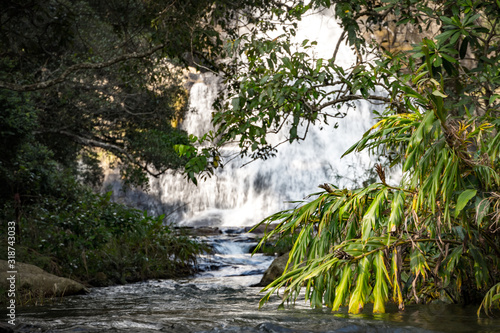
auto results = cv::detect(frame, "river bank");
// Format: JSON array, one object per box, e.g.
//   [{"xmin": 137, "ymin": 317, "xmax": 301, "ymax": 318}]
[
  {"xmin": 0, "ymin": 224, "xmax": 271, "ymax": 308},
  {"xmin": 0, "ymin": 190, "xmax": 209, "ymax": 307}
]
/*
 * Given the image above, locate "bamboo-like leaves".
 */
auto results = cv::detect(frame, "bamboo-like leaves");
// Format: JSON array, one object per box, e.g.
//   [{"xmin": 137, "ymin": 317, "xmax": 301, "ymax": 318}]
[
  {"xmin": 361, "ymin": 188, "xmax": 388, "ymax": 240},
  {"xmin": 391, "ymin": 248, "xmax": 404, "ymax": 309},
  {"xmin": 373, "ymin": 252, "xmax": 390, "ymax": 313},
  {"xmin": 348, "ymin": 257, "xmax": 371, "ymax": 314},
  {"xmin": 478, "ymin": 282, "xmax": 500, "ymax": 317},
  {"xmin": 253, "ymin": 47, "xmax": 500, "ymax": 314},
  {"xmin": 387, "ymin": 191, "xmax": 405, "ymax": 236},
  {"xmin": 455, "ymin": 189, "xmax": 477, "ymax": 218},
  {"xmin": 332, "ymin": 264, "xmax": 353, "ymax": 311},
  {"xmin": 441, "ymin": 245, "xmax": 463, "ymax": 288},
  {"xmin": 403, "ymin": 111, "xmax": 437, "ymax": 172},
  {"xmin": 410, "ymin": 245, "xmax": 430, "ymax": 281}
]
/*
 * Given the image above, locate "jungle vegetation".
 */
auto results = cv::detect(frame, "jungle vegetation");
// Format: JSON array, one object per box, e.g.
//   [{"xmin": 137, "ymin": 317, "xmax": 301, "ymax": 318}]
[
  {"xmin": 176, "ymin": 0, "xmax": 500, "ymax": 315},
  {"xmin": 0, "ymin": 0, "xmax": 270, "ymax": 289},
  {"xmin": 1, "ymin": 0, "xmax": 499, "ymax": 316}
]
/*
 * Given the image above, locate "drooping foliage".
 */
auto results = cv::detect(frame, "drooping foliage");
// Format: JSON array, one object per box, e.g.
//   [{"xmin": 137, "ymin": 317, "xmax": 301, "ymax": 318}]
[
  {"xmin": 175, "ymin": 0, "xmax": 500, "ymax": 315},
  {"xmin": 246, "ymin": 0, "xmax": 500, "ymax": 315},
  {"xmin": 2, "ymin": 0, "xmax": 499, "ymax": 315}
]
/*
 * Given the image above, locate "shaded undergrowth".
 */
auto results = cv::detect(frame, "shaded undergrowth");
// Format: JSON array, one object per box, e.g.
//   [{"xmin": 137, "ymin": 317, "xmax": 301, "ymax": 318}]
[{"xmin": 0, "ymin": 186, "xmax": 207, "ymax": 305}]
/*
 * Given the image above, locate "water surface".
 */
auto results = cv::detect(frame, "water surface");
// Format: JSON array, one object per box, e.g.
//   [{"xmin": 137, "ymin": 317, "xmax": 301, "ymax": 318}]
[{"xmin": 8, "ymin": 231, "xmax": 500, "ymax": 333}]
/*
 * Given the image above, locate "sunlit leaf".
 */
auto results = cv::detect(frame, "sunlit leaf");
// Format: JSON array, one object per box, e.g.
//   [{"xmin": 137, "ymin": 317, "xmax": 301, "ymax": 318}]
[{"xmin": 455, "ymin": 189, "xmax": 477, "ymax": 217}]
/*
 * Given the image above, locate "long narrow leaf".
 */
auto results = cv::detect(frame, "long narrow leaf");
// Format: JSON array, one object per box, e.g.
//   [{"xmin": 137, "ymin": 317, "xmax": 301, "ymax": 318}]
[{"xmin": 348, "ymin": 257, "xmax": 371, "ymax": 314}]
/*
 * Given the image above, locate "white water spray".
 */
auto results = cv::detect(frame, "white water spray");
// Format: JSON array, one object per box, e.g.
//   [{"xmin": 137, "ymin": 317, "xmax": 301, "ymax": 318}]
[{"xmin": 105, "ymin": 9, "xmax": 377, "ymax": 228}]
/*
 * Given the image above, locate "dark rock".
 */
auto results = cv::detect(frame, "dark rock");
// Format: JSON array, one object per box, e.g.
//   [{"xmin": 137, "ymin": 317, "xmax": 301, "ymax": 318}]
[
  {"xmin": 254, "ymin": 252, "xmax": 289, "ymax": 287},
  {"xmin": 179, "ymin": 226, "xmax": 222, "ymax": 236},
  {"xmin": 245, "ymin": 223, "xmax": 277, "ymax": 235}
]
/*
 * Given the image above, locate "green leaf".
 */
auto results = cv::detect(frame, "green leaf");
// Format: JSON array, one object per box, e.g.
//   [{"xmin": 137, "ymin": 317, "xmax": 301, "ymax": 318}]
[
  {"xmin": 478, "ymin": 282, "xmax": 500, "ymax": 316},
  {"xmin": 455, "ymin": 189, "xmax": 477, "ymax": 217},
  {"xmin": 361, "ymin": 188, "xmax": 388, "ymax": 240},
  {"xmin": 440, "ymin": 53, "xmax": 458, "ymax": 64},
  {"xmin": 489, "ymin": 94, "xmax": 500, "ymax": 105},
  {"xmin": 348, "ymin": 257, "xmax": 371, "ymax": 314},
  {"xmin": 387, "ymin": 191, "xmax": 405, "ymax": 236},
  {"xmin": 373, "ymin": 251, "xmax": 389, "ymax": 313},
  {"xmin": 259, "ymin": 75, "xmax": 270, "ymax": 84},
  {"xmin": 440, "ymin": 16, "xmax": 455, "ymax": 26},
  {"xmin": 435, "ymin": 29, "xmax": 458, "ymax": 43},
  {"xmin": 459, "ymin": 37, "xmax": 469, "ymax": 59},
  {"xmin": 432, "ymin": 90, "xmax": 448, "ymax": 98},
  {"xmin": 332, "ymin": 265, "xmax": 352, "ymax": 311},
  {"xmin": 475, "ymin": 198, "xmax": 490, "ymax": 227},
  {"xmin": 469, "ymin": 245, "xmax": 489, "ymax": 288},
  {"xmin": 231, "ymin": 97, "xmax": 240, "ymax": 111},
  {"xmin": 410, "ymin": 246, "xmax": 429, "ymax": 280},
  {"xmin": 464, "ymin": 13, "xmax": 481, "ymax": 26},
  {"xmin": 449, "ymin": 31, "xmax": 461, "ymax": 45},
  {"xmin": 391, "ymin": 248, "xmax": 404, "ymax": 308},
  {"xmin": 375, "ymin": 4, "xmax": 394, "ymax": 12}
]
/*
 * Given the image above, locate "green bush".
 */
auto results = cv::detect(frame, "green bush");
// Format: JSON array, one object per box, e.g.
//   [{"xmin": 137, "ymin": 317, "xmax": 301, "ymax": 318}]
[{"xmin": 1, "ymin": 187, "xmax": 206, "ymax": 287}]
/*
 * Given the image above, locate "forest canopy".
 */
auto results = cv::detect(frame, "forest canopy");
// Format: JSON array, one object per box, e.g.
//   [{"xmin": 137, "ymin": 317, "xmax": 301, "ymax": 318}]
[
  {"xmin": 0, "ymin": 0, "xmax": 278, "ymax": 194},
  {"xmin": 0, "ymin": 0, "xmax": 290, "ymax": 290}
]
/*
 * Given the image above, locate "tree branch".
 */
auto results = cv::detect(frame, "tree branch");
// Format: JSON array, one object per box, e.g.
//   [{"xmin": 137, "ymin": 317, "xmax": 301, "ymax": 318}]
[
  {"xmin": 56, "ymin": 130, "xmax": 164, "ymax": 177},
  {"xmin": 317, "ymin": 94, "xmax": 404, "ymax": 113},
  {"xmin": 0, "ymin": 44, "xmax": 165, "ymax": 92}
]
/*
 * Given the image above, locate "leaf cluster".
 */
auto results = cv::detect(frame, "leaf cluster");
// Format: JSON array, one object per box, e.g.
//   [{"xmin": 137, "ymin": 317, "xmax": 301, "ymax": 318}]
[
  {"xmin": 241, "ymin": 0, "xmax": 500, "ymax": 316},
  {"xmin": 0, "ymin": 0, "xmax": 284, "ymax": 191}
]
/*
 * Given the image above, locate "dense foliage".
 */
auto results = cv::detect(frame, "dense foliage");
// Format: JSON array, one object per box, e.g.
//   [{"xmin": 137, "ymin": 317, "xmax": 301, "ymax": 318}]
[
  {"xmin": 18, "ymin": 190, "xmax": 204, "ymax": 284},
  {"xmin": 0, "ymin": 174, "xmax": 206, "ymax": 305},
  {"xmin": 2, "ymin": 0, "xmax": 499, "ymax": 316},
  {"xmin": 0, "ymin": 0, "xmax": 281, "ymax": 191},
  {"xmin": 248, "ymin": 0, "xmax": 500, "ymax": 315},
  {"xmin": 0, "ymin": 0, "xmax": 271, "ymax": 295},
  {"xmin": 175, "ymin": 0, "xmax": 500, "ymax": 315}
]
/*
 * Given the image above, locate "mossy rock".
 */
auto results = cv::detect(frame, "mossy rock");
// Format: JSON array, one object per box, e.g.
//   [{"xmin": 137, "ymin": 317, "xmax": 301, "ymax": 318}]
[{"xmin": 0, "ymin": 260, "xmax": 89, "ymax": 302}]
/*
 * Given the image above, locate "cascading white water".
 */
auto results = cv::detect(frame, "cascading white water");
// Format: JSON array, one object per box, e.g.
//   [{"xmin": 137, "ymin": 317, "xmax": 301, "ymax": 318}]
[{"xmin": 105, "ymin": 8, "xmax": 378, "ymax": 228}]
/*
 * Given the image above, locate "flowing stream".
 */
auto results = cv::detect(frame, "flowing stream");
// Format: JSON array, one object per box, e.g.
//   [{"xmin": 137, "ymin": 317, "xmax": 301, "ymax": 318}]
[{"xmin": 12, "ymin": 229, "xmax": 500, "ymax": 332}]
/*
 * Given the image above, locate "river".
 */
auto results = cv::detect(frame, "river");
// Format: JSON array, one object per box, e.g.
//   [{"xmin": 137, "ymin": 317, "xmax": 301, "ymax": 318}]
[{"xmin": 11, "ymin": 228, "xmax": 500, "ymax": 333}]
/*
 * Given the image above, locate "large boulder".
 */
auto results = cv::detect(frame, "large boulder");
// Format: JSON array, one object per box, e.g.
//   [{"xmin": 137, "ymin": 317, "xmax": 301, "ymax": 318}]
[
  {"xmin": 256, "ymin": 252, "xmax": 289, "ymax": 287},
  {"xmin": 0, "ymin": 260, "xmax": 89, "ymax": 298}
]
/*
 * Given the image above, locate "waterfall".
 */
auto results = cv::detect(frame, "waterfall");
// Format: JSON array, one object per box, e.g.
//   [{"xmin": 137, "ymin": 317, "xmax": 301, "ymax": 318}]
[{"xmin": 104, "ymin": 8, "xmax": 378, "ymax": 228}]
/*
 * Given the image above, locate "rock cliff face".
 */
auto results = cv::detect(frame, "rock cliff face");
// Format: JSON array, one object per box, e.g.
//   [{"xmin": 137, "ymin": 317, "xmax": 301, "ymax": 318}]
[
  {"xmin": 363, "ymin": 14, "xmax": 440, "ymax": 54},
  {"xmin": 0, "ymin": 260, "xmax": 89, "ymax": 300}
]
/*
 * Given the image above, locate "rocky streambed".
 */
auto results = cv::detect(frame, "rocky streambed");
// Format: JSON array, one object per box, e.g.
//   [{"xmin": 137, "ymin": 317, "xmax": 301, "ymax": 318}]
[{"xmin": 2, "ymin": 228, "xmax": 500, "ymax": 333}]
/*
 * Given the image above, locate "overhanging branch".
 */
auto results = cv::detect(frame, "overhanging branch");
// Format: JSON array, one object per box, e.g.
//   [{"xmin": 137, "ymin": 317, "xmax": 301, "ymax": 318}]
[
  {"xmin": 56, "ymin": 130, "xmax": 164, "ymax": 178},
  {"xmin": 317, "ymin": 94, "xmax": 404, "ymax": 113},
  {"xmin": 0, "ymin": 44, "xmax": 165, "ymax": 92}
]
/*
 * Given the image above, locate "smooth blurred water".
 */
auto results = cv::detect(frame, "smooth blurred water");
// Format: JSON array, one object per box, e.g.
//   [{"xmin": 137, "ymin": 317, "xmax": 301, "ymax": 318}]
[{"xmin": 13, "ymin": 278, "xmax": 500, "ymax": 333}]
